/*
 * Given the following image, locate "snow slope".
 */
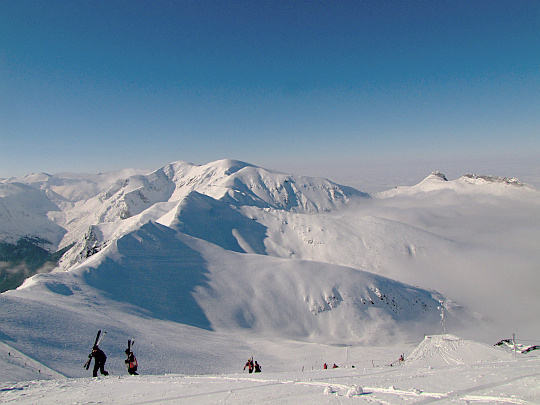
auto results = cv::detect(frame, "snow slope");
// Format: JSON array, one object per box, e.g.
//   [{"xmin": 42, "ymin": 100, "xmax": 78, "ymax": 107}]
[
  {"xmin": 0, "ymin": 220, "xmax": 469, "ymax": 379},
  {"xmin": 0, "ymin": 341, "xmax": 64, "ymax": 383},
  {"xmin": 0, "ymin": 182, "xmax": 65, "ymax": 247},
  {"xmin": 406, "ymin": 334, "xmax": 514, "ymax": 366},
  {"xmin": 0, "ymin": 159, "xmax": 538, "ymax": 399},
  {"xmin": 1, "ymin": 338, "xmax": 538, "ymax": 404}
]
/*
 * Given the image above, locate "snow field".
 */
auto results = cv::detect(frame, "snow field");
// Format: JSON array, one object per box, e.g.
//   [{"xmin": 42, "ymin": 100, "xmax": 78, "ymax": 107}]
[{"xmin": 1, "ymin": 349, "xmax": 539, "ymax": 404}]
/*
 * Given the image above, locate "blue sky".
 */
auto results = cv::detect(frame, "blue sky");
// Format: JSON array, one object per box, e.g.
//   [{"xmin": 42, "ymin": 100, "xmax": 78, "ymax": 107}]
[{"xmin": 1, "ymin": 1, "xmax": 539, "ymax": 188}]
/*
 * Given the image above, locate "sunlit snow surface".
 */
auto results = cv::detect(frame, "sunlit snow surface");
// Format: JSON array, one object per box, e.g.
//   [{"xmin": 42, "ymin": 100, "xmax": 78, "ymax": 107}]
[
  {"xmin": 1, "ymin": 336, "xmax": 539, "ymax": 404},
  {"xmin": 1, "ymin": 161, "xmax": 539, "ymax": 403}
]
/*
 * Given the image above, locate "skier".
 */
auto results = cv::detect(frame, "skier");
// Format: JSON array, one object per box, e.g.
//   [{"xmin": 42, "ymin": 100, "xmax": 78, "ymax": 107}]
[
  {"xmin": 244, "ymin": 358, "xmax": 254, "ymax": 373},
  {"xmin": 332, "ymin": 363, "xmax": 339, "ymax": 369},
  {"xmin": 124, "ymin": 339, "xmax": 138, "ymax": 375},
  {"xmin": 88, "ymin": 345, "xmax": 109, "ymax": 377},
  {"xmin": 323, "ymin": 363, "xmax": 328, "ymax": 369},
  {"xmin": 254, "ymin": 361, "xmax": 261, "ymax": 373},
  {"xmin": 125, "ymin": 348, "xmax": 139, "ymax": 375}
]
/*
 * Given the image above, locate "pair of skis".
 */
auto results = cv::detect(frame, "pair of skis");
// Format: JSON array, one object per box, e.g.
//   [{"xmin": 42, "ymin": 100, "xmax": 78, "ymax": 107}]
[{"xmin": 84, "ymin": 330, "xmax": 106, "ymax": 370}]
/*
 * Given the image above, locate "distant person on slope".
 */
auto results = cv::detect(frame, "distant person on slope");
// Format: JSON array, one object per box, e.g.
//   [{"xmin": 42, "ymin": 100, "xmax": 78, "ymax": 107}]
[
  {"xmin": 254, "ymin": 361, "xmax": 261, "ymax": 373},
  {"xmin": 125, "ymin": 348, "xmax": 139, "ymax": 375},
  {"xmin": 88, "ymin": 345, "xmax": 109, "ymax": 377},
  {"xmin": 244, "ymin": 358, "xmax": 254, "ymax": 373}
]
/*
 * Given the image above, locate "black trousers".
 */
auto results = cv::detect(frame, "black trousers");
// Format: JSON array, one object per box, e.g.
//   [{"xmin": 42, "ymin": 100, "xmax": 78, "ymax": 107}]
[{"xmin": 93, "ymin": 361, "xmax": 108, "ymax": 377}]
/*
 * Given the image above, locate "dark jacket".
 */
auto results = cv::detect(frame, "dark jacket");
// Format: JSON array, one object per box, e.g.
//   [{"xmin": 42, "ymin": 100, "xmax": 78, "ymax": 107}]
[{"xmin": 90, "ymin": 347, "xmax": 107, "ymax": 364}]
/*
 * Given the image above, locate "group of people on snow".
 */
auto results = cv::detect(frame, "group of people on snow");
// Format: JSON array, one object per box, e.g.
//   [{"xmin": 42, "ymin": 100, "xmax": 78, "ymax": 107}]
[
  {"xmin": 88, "ymin": 344, "xmax": 402, "ymax": 378},
  {"xmin": 86, "ymin": 343, "xmax": 138, "ymax": 377},
  {"xmin": 243, "ymin": 357, "xmax": 262, "ymax": 373},
  {"xmin": 91, "ymin": 343, "xmax": 388, "ymax": 377}
]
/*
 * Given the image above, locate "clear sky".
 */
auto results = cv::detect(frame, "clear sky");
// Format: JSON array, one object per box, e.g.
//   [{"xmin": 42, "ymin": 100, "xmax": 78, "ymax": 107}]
[{"xmin": 1, "ymin": 1, "xmax": 539, "ymax": 189}]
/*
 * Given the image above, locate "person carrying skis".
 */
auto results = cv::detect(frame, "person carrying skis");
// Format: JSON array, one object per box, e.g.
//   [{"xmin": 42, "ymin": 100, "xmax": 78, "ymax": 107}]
[
  {"xmin": 125, "ymin": 348, "xmax": 139, "ymax": 375},
  {"xmin": 244, "ymin": 358, "xmax": 254, "ymax": 373},
  {"xmin": 88, "ymin": 345, "xmax": 109, "ymax": 377}
]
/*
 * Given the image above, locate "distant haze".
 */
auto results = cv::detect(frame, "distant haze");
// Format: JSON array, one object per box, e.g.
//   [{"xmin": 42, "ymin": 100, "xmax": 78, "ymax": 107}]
[{"xmin": 274, "ymin": 155, "xmax": 540, "ymax": 193}]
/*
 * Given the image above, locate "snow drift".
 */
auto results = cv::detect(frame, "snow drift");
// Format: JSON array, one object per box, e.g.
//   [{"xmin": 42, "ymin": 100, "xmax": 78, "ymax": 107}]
[{"xmin": 406, "ymin": 334, "xmax": 513, "ymax": 366}]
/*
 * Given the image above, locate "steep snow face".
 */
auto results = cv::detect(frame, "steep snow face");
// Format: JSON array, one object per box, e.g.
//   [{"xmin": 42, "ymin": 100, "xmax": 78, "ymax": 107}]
[
  {"xmin": 96, "ymin": 167, "xmax": 178, "ymax": 221},
  {"xmin": 52, "ymin": 159, "xmax": 368, "ymax": 266},
  {"xmin": 10, "ymin": 221, "xmax": 469, "ymax": 350},
  {"xmin": 50, "ymin": 166, "xmax": 179, "ymax": 254},
  {"xmin": 80, "ymin": 222, "xmax": 213, "ymax": 330},
  {"xmin": 193, "ymin": 242, "xmax": 468, "ymax": 345},
  {"xmin": 0, "ymin": 183, "xmax": 65, "ymax": 247},
  {"xmin": 217, "ymin": 163, "xmax": 367, "ymax": 213},
  {"xmin": 159, "ymin": 191, "xmax": 268, "ymax": 254}
]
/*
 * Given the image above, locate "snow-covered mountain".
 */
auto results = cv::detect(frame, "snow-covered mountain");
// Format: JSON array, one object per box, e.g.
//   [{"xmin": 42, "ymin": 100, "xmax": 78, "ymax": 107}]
[
  {"xmin": 1, "ymin": 159, "xmax": 539, "ymax": 383},
  {"xmin": 378, "ymin": 171, "xmax": 536, "ymax": 197},
  {"xmin": 0, "ymin": 182, "xmax": 65, "ymax": 247},
  {"xmin": 0, "ymin": 169, "xmax": 147, "ymax": 245}
]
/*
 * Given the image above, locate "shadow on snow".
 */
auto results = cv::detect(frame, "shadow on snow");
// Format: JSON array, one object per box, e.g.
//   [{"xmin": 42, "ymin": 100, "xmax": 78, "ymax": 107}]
[{"xmin": 84, "ymin": 221, "xmax": 212, "ymax": 330}]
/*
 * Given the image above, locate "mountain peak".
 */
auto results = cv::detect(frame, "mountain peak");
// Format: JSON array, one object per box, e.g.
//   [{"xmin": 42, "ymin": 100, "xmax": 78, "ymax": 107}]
[
  {"xmin": 209, "ymin": 159, "xmax": 256, "ymax": 175},
  {"xmin": 410, "ymin": 171, "xmax": 448, "ymax": 189},
  {"xmin": 459, "ymin": 174, "xmax": 527, "ymax": 187},
  {"xmin": 428, "ymin": 171, "xmax": 448, "ymax": 181},
  {"xmin": 20, "ymin": 172, "xmax": 53, "ymax": 183}
]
